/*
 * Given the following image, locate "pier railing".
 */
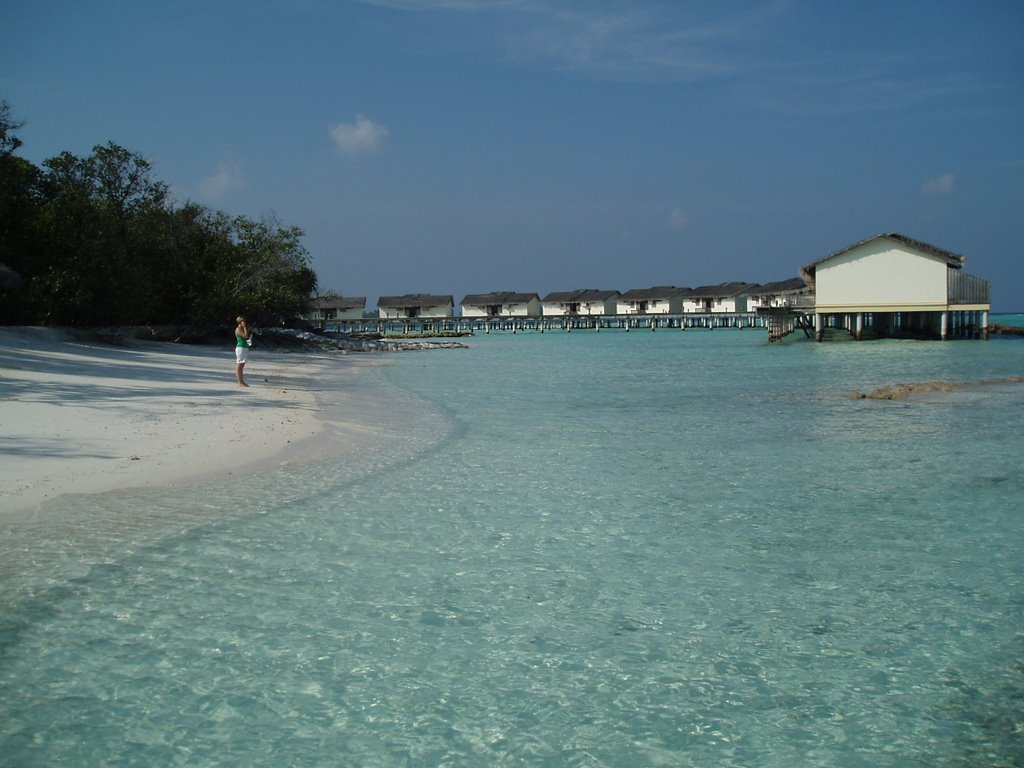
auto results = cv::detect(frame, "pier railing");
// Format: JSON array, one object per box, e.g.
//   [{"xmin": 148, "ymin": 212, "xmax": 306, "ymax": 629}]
[
  {"xmin": 784, "ymin": 295, "xmax": 817, "ymax": 309},
  {"xmin": 321, "ymin": 312, "xmax": 782, "ymax": 336},
  {"xmin": 948, "ymin": 271, "xmax": 990, "ymax": 305}
]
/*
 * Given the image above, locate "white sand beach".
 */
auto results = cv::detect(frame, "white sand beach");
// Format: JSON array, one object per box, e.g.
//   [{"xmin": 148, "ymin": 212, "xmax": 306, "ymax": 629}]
[{"xmin": 0, "ymin": 327, "xmax": 347, "ymax": 516}]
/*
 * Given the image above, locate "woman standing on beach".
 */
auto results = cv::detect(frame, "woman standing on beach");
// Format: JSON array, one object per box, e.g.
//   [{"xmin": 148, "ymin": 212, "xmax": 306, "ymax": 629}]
[{"xmin": 235, "ymin": 315, "xmax": 252, "ymax": 387}]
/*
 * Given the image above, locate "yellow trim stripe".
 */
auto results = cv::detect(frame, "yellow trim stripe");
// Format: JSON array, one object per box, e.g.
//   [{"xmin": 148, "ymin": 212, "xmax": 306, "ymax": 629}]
[{"xmin": 815, "ymin": 304, "xmax": 990, "ymax": 313}]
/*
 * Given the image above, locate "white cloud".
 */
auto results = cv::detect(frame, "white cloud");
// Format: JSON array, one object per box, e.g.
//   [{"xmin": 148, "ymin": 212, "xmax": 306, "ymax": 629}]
[
  {"xmin": 668, "ymin": 208, "xmax": 688, "ymax": 229},
  {"xmin": 197, "ymin": 162, "xmax": 245, "ymax": 201},
  {"xmin": 358, "ymin": 0, "xmax": 529, "ymax": 8},
  {"xmin": 357, "ymin": 1, "xmax": 981, "ymax": 114},
  {"xmin": 922, "ymin": 173, "xmax": 955, "ymax": 196},
  {"xmin": 356, "ymin": 0, "xmax": 783, "ymax": 82},
  {"xmin": 330, "ymin": 115, "xmax": 390, "ymax": 155}
]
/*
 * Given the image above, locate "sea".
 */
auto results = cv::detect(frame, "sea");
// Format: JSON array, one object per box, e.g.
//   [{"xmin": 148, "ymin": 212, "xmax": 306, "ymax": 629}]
[{"xmin": 1, "ymin": 315, "xmax": 1023, "ymax": 767}]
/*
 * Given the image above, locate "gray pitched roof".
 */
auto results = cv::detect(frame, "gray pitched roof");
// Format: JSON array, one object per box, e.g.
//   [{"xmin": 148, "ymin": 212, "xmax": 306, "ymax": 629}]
[
  {"xmin": 312, "ymin": 296, "xmax": 366, "ymax": 310},
  {"xmin": 377, "ymin": 294, "xmax": 454, "ymax": 308},
  {"xmin": 749, "ymin": 277, "xmax": 808, "ymax": 295},
  {"xmin": 685, "ymin": 282, "xmax": 758, "ymax": 299},
  {"xmin": 618, "ymin": 286, "xmax": 688, "ymax": 301},
  {"xmin": 541, "ymin": 289, "xmax": 620, "ymax": 303},
  {"xmin": 460, "ymin": 292, "xmax": 540, "ymax": 305}
]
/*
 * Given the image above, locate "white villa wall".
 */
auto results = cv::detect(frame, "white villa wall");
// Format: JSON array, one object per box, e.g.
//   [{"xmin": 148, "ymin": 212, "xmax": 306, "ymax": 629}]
[
  {"xmin": 617, "ymin": 298, "xmax": 679, "ymax": 314},
  {"xmin": 509, "ymin": 299, "xmax": 542, "ymax": 317},
  {"xmin": 500, "ymin": 304, "xmax": 529, "ymax": 317},
  {"xmin": 748, "ymin": 295, "xmax": 789, "ymax": 310},
  {"xmin": 815, "ymin": 241, "xmax": 948, "ymax": 311},
  {"xmin": 305, "ymin": 305, "xmax": 364, "ymax": 322},
  {"xmin": 463, "ymin": 301, "xmax": 541, "ymax": 318},
  {"xmin": 715, "ymin": 296, "xmax": 748, "ymax": 313},
  {"xmin": 684, "ymin": 296, "xmax": 748, "ymax": 313},
  {"xmin": 379, "ymin": 305, "xmax": 452, "ymax": 319},
  {"xmin": 747, "ymin": 296, "xmax": 768, "ymax": 311},
  {"xmin": 420, "ymin": 305, "xmax": 453, "ymax": 318},
  {"xmin": 541, "ymin": 299, "xmax": 616, "ymax": 316}
]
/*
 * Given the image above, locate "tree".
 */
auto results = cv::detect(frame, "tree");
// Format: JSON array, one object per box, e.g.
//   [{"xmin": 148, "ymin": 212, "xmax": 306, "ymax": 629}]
[
  {"xmin": 0, "ymin": 100, "xmax": 23, "ymax": 157},
  {"xmin": 0, "ymin": 102, "xmax": 321, "ymax": 330},
  {"xmin": 90, "ymin": 143, "xmax": 169, "ymax": 323},
  {"xmin": 33, "ymin": 150, "xmax": 111, "ymax": 323},
  {"xmin": 33, "ymin": 144, "xmax": 172, "ymax": 324},
  {"xmin": 229, "ymin": 213, "xmax": 315, "ymax": 320},
  {"xmin": 0, "ymin": 103, "xmax": 40, "ymax": 323},
  {"xmin": 168, "ymin": 211, "xmax": 317, "ymax": 338}
]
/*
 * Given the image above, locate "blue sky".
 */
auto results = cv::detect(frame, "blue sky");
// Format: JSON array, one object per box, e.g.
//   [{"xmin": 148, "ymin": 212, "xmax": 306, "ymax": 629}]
[{"xmin": 4, "ymin": 0, "xmax": 1023, "ymax": 309}]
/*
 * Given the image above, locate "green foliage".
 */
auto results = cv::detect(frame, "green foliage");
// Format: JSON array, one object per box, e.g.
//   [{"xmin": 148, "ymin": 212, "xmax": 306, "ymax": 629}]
[
  {"xmin": 0, "ymin": 100, "xmax": 23, "ymax": 157},
  {"xmin": 175, "ymin": 210, "xmax": 315, "ymax": 329},
  {"xmin": 0, "ymin": 102, "xmax": 318, "ymax": 331}
]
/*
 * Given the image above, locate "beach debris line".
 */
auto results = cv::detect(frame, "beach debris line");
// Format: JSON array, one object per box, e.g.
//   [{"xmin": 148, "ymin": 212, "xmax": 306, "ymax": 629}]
[{"xmin": 256, "ymin": 326, "xmax": 468, "ymax": 352}]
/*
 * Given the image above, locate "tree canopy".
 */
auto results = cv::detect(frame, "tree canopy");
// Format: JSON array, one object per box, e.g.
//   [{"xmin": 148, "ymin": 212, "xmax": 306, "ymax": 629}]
[{"xmin": 0, "ymin": 101, "xmax": 317, "ymax": 335}]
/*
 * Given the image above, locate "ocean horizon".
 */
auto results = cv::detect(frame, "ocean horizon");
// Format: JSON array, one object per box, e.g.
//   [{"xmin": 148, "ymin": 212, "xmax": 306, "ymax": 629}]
[{"xmin": 1, "ymin": 321, "xmax": 1023, "ymax": 766}]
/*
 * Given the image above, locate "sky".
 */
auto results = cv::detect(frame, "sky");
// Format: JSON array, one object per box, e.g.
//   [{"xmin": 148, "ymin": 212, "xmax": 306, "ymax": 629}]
[{"xmin": 3, "ymin": 0, "xmax": 1023, "ymax": 310}]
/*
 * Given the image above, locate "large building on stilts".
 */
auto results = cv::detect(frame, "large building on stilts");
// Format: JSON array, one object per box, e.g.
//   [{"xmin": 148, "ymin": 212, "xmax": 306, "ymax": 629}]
[{"xmin": 800, "ymin": 233, "xmax": 990, "ymax": 341}]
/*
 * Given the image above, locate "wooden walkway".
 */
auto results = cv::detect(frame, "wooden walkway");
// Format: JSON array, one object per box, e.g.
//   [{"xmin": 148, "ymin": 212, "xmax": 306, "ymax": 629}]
[{"xmin": 320, "ymin": 313, "xmax": 797, "ymax": 336}]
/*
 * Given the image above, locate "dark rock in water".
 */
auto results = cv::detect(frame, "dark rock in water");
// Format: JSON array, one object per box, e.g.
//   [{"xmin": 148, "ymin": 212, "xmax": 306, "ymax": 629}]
[
  {"xmin": 988, "ymin": 324, "xmax": 1024, "ymax": 336},
  {"xmin": 849, "ymin": 375, "xmax": 1024, "ymax": 400}
]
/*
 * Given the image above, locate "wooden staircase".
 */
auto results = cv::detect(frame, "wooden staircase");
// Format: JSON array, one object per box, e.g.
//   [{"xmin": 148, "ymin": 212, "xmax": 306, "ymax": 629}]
[{"xmin": 762, "ymin": 307, "xmax": 814, "ymax": 342}]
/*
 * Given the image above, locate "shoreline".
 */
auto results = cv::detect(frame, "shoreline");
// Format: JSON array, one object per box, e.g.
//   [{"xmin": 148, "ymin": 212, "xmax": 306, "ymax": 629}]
[{"xmin": 0, "ymin": 327, "xmax": 376, "ymax": 518}]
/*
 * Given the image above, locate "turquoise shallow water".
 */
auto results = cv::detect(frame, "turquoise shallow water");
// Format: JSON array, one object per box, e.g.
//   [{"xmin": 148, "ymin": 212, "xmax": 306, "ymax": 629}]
[
  {"xmin": 1, "ymin": 329, "xmax": 1023, "ymax": 767},
  {"xmin": 994, "ymin": 312, "xmax": 1024, "ymax": 328}
]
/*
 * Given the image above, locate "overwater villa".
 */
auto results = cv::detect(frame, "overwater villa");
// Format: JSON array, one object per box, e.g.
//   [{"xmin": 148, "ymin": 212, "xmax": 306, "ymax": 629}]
[
  {"xmin": 747, "ymin": 278, "xmax": 813, "ymax": 311},
  {"xmin": 307, "ymin": 296, "xmax": 366, "ymax": 325},
  {"xmin": 800, "ymin": 232, "xmax": 990, "ymax": 340},
  {"xmin": 616, "ymin": 287, "xmax": 689, "ymax": 315},
  {"xmin": 460, "ymin": 292, "xmax": 542, "ymax": 318},
  {"xmin": 310, "ymin": 233, "xmax": 990, "ymax": 341},
  {"xmin": 377, "ymin": 294, "xmax": 454, "ymax": 319},
  {"xmin": 540, "ymin": 290, "xmax": 621, "ymax": 316},
  {"xmin": 681, "ymin": 282, "xmax": 758, "ymax": 314}
]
